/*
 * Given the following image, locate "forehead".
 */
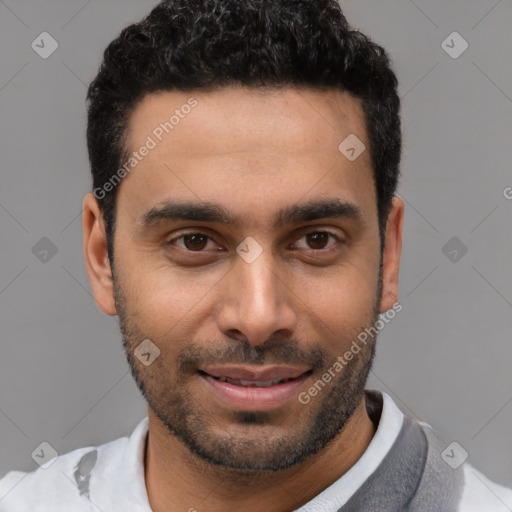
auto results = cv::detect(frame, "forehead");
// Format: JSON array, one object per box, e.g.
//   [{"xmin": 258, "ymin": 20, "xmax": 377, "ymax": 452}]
[
  {"xmin": 118, "ymin": 85, "xmax": 376, "ymax": 228},
  {"xmin": 128, "ymin": 85, "xmax": 367, "ymax": 156}
]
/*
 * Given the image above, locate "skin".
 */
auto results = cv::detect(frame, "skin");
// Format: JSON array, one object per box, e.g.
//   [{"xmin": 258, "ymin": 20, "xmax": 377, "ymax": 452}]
[{"xmin": 83, "ymin": 85, "xmax": 404, "ymax": 512}]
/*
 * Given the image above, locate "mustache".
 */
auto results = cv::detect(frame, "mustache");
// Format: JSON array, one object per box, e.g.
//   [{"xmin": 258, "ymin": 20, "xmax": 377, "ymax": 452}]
[{"xmin": 176, "ymin": 338, "xmax": 327, "ymax": 374}]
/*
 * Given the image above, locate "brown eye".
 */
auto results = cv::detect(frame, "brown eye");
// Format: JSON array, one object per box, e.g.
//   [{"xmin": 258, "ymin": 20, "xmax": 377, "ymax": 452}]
[
  {"xmin": 294, "ymin": 231, "xmax": 340, "ymax": 251},
  {"xmin": 182, "ymin": 234, "xmax": 209, "ymax": 251},
  {"xmin": 306, "ymin": 232, "xmax": 329, "ymax": 250},
  {"xmin": 170, "ymin": 233, "xmax": 217, "ymax": 252}
]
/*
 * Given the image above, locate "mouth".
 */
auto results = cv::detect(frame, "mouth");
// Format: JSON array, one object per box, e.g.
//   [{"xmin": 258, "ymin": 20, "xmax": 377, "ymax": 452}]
[
  {"xmin": 207, "ymin": 375, "xmax": 297, "ymax": 387},
  {"xmin": 198, "ymin": 365, "xmax": 313, "ymax": 411}
]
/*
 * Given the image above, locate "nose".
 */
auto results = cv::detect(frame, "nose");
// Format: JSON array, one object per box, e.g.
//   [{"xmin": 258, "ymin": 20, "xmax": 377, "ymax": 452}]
[{"xmin": 216, "ymin": 248, "xmax": 298, "ymax": 346}]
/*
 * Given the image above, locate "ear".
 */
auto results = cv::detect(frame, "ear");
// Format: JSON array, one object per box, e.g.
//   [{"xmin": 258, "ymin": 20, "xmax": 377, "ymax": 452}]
[
  {"xmin": 379, "ymin": 196, "xmax": 404, "ymax": 313},
  {"xmin": 82, "ymin": 193, "xmax": 117, "ymax": 316}
]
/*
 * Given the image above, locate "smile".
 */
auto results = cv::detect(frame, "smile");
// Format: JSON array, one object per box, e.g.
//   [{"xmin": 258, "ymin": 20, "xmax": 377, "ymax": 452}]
[
  {"xmin": 212, "ymin": 376, "xmax": 294, "ymax": 387},
  {"xmin": 198, "ymin": 365, "xmax": 312, "ymax": 411}
]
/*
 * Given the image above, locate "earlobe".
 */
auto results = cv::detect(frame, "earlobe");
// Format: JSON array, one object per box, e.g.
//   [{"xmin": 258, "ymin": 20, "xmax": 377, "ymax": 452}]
[
  {"xmin": 379, "ymin": 196, "xmax": 404, "ymax": 313},
  {"xmin": 82, "ymin": 193, "xmax": 118, "ymax": 316}
]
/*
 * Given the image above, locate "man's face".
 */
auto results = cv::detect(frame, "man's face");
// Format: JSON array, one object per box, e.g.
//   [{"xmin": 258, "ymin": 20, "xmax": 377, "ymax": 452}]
[{"xmin": 96, "ymin": 86, "xmax": 397, "ymax": 471}]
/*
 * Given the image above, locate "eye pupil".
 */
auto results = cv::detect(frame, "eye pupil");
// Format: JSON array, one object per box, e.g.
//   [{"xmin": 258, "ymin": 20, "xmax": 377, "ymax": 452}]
[
  {"xmin": 184, "ymin": 234, "xmax": 208, "ymax": 251},
  {"xmin": 307, "ymin": 232, "xmax": 329, "ymax": 249}
]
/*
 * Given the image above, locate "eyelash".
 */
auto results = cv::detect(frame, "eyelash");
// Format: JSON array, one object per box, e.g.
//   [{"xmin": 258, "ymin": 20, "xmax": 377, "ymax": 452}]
[{"xmin": 167, "ymin": 230, "xmax": 343, "ymax": 254}]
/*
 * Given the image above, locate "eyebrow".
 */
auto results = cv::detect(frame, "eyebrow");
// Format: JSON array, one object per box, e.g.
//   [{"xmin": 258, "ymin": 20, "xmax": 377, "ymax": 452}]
[{"xmin": 139, "ymin": 198, "xmax": 364, "ymax": 230}]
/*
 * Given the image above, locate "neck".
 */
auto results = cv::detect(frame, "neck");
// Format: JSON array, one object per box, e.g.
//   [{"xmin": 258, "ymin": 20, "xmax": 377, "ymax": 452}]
[{"xmin": 144, "ymin": 394, "xmax": 376, "ymax": 512}]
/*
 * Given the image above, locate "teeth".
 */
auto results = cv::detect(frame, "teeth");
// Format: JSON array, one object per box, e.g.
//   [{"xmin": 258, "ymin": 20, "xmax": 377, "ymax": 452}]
[
  {"xmin": 240, "ymin": 379, "xmax": 277, "ymax": 387},
  {"xmin": 215, "ymin": 377, "xmax": 290, "ymax": 387}
]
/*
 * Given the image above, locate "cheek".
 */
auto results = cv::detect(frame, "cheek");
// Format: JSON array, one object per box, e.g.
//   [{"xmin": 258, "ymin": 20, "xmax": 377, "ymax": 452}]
[
  {"xmin": 121, "ymin": 262, "xmax": 223, "ymax": 336},
  {"xmin": 292, "ymin": 262, "xmax": 379, "ymax": 348}
]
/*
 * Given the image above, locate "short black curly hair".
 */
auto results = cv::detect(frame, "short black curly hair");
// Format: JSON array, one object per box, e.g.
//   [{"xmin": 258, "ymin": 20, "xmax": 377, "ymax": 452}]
[{"xmin": 87, "ymin": 0, "xmax": 401, "ymax": 263}]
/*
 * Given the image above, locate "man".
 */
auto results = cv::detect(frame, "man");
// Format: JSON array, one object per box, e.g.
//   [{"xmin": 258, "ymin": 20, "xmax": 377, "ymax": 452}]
[{"xmin": 1, "ymin": 0, "xmax": 511, "ymax": 510}]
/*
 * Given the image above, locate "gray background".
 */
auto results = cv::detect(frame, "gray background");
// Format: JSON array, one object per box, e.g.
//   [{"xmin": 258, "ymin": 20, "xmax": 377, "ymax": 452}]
[{"xmin": 1, "ymin": 0, "xmax": 511, "ymax": 490}]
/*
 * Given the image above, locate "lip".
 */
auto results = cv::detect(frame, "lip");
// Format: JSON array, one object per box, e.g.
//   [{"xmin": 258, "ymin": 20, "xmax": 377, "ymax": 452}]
[
  {"xmin": 199, "ymin": 364, "xmax": 310, "ymax": 381},
  {"xmin": 198, "ymin": 365, "xmax": 312, "ymax": 411}
]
